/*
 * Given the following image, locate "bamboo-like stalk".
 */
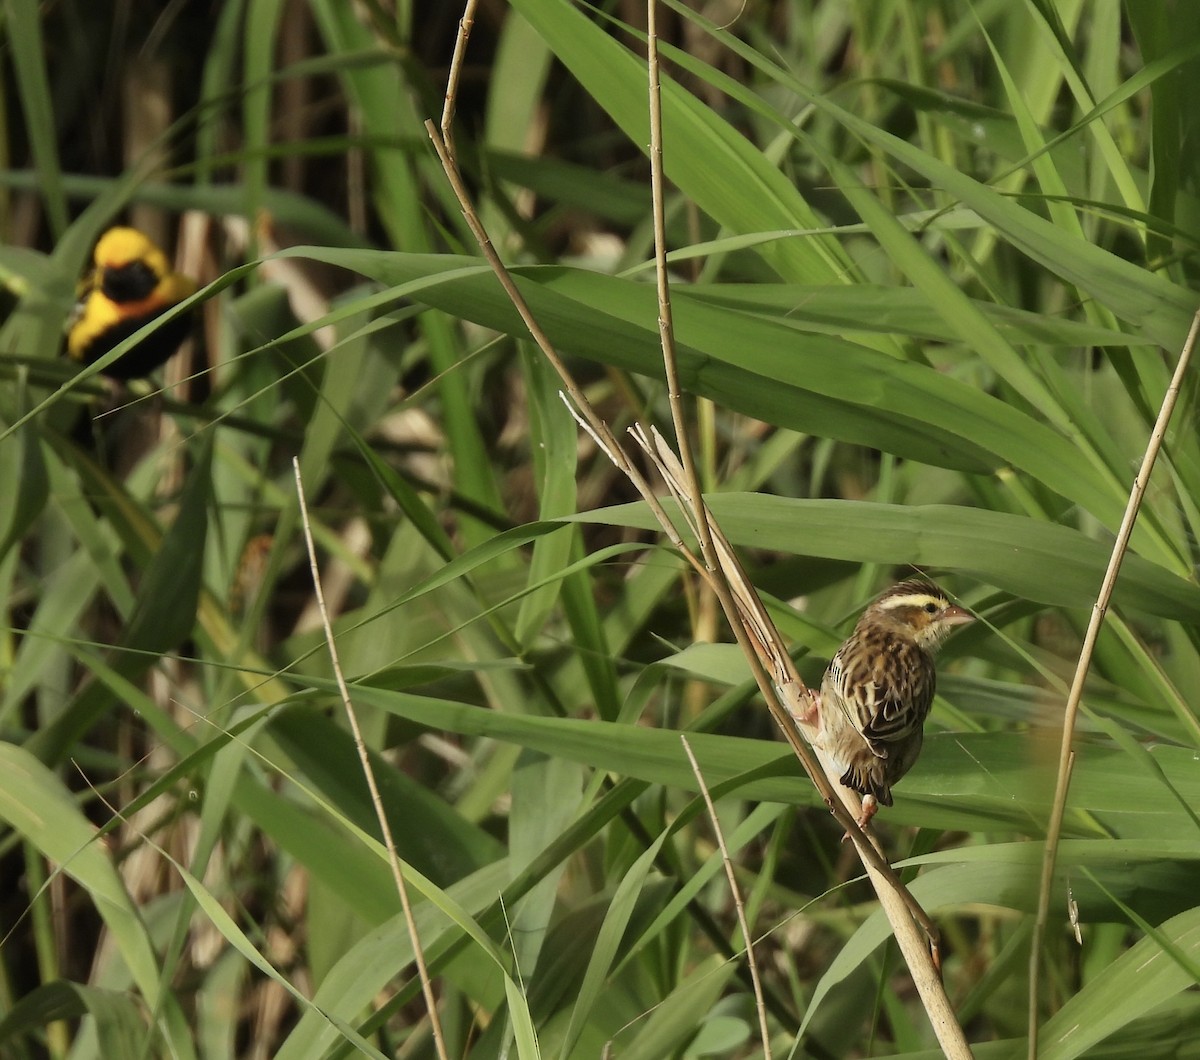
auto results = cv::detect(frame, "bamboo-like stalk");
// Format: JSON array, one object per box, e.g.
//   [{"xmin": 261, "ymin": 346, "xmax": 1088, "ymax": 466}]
[{"xmin": 1026, "ymin": 309, "xmax": 1200, "ymax": 1057}]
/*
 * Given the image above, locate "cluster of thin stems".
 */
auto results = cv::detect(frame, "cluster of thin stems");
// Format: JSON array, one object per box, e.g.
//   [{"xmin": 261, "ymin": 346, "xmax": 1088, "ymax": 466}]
[{"xmin": 296, "ymin": 1, "xmax": 1200, "ymax": 1057}]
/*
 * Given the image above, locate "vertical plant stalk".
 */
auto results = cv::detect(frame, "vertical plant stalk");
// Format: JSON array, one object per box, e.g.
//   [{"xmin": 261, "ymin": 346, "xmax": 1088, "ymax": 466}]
[
  {"xmin": 681, "ymin": 734, "xmax": 773, "ymax": 1060},
  {"xmin": 639, "ymin": 3, "xmax": 971, "ymax": 1051},
  {"xmin": 427, "ymin": 34, "xmax": 930, "ymax": 950},
  {"xmin": 428, "ymin": 5, "xmax": 972, "ymax": 1055},
  {"xmin": 1026, "ymin": 309, "xmax": 1200, "ymax": 1058},
  {"xmin": 633, "ymin": 429, "xmax": 971, "ymax": 1057},
  {"xmin": 293, "ymin": 459, "xmax": 449, "ymax": 1060},
  {"xmin": 646, "ymin": 0, "xmax": 708, "ymax": 562},
  {"xmin": 646, "ymin": 0, "xmax": 720, "ymax": 724}
]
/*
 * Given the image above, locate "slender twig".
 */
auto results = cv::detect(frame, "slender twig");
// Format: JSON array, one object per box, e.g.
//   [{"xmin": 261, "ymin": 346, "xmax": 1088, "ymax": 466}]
[
  {"xmin": 424, "ymin": 125, "xmax": 695, "ymax": 567},
  {"xmin": 429, "ymin": 5, "xmax": 971, "ymax": 1055},
  {"xmin": 632, "ymin": 429, "xmax": 973, "ymax": 1057},
  {"xmin": 293, "ymin": 459, "xmax": 449, "ymax": 1060},
  {"xmin": 640, "ymin": 23, "xmax": 959, "ymax": 1037},
  {"xmin": 647, "ymin": 1, "xmax": 712, "ymax": 567},
  {"xmin": 681, "ymin": 735, "xmax": 773, "ymax": 1060},
  {"xmin": 637, "ymin": 14, "xmax": 949, "ymax": 961},
  {"xmin": 434, "ymin": 0, "xmax": 680, "ymax": 550},
  {"xmin": 440, "ymin": 0, "xmax": 478, "ymax": 161},
  {"xmin": 1026, "ymin": 309, "xmax": 1200, "ymax": 1058},
  {"xmin": 637, "ymin": 9, "xmax": 951, "ymax": 954}
]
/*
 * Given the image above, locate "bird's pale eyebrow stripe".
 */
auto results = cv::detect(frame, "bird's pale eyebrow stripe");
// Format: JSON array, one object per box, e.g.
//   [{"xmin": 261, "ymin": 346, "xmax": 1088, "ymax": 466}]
[{"xmin": 878, "ymin": 593, "xmax": 942, "ymax": 610}]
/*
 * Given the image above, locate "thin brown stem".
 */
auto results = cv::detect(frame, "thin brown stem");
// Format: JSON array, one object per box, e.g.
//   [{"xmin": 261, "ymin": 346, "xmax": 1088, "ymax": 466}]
[
  {"xmin": 681, "ymin": 734, "xmax": 773, "ymax": 1060},
  {"xmin": 1026, "ymin": 308, "xmax": 1200, "ymax": 1058},
  {"xmin": 293, "ymin": 459, "xmax": 449, "ymax": 1060},
  {"xmin": 424, "ymin": 122, "xmax": 697, "ymax": 568},
  {"xmin": 439, "ymin": 0, "xmax": 478, "ymax": 160},
  {"xmin": 633, "ymin": 431, "xmax": 968, "ymax": 1056},
  {"xmin": 646, "ymin": 1, "xmax": 711, "ymax": 565},
  {"xmin": 429, "ymin": 5, "xmax": 970, "ymax": 1055}
]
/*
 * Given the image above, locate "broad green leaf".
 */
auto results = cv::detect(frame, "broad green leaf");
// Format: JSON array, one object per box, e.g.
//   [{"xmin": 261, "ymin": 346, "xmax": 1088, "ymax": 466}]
[
  {"xmin": 682, "ymin": 283, "xmax": 1139, "ymax": 348},
  {"xmin": 0, "ymin": 744, "xmax": 184, "ymax": 1050},
  {"xmin": 315, "ymin": 684, "xmax": 1200, "ymax": 837},
  {"xmin": 279, "ymin": 247, "xmax": 1143, "ymax": 533},
  {"xmin": 0, "ymin": 982, "xmax": 156, "ymax": 1057},
  {"xmin": 266, "ymin": 707, "xmax": 505, "ymax": 885},
  {"xmin": 1040, "ymin": 907, "xmax": 1200, "ymax": 1059},
  {"xmin": 510, "ymin": 0, "xmax": 848, "ymax": 285},
  {"xmin": 573, "ymin": 495, "xmax": 1200, "ymax": 617}
]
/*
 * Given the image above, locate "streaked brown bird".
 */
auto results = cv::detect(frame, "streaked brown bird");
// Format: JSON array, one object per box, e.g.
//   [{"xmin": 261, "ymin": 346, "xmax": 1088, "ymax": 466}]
[{"xmin": 815, "ymin": 579, "xmax": 973, "ymax": 826}]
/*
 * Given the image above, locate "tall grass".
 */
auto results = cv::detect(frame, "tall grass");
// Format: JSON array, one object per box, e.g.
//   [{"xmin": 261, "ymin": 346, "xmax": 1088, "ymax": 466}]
[{"xmin": 0, "ymin": 2, "xmax": 1197, "ymax": 1057}]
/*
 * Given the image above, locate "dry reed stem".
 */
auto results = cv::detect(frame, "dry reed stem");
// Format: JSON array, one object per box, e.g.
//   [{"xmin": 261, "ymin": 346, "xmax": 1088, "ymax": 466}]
[
  {"xmin": 634, "ymin": 430, "xmax": 972, "ymax": 1057},
  {"xmin": 429, "ymin": 3, "xmax": 972, "ymax": 1054},
  {"xmin": 293, "ymin": 459, "xmax": 449, "ymax": 1060},
  {"xmin": 1026, "ymin": 309, "xmax": 1200, "ymax": 1057},
  {"xmin": 681, "ymin": 734, "xmax": 773, "ymax": 1060}
]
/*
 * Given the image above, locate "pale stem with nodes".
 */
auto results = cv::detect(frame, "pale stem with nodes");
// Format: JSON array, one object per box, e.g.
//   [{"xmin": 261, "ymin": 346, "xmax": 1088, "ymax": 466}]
[{"xmin": 429, "ymin": 2, "xmax": 976, "ymax": 1056}]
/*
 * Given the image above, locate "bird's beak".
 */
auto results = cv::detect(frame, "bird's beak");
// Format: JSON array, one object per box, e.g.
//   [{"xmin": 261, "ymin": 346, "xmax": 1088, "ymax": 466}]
[{"xmin": 941, "ymin": 604, "xmax": 974, "ymax": 626}]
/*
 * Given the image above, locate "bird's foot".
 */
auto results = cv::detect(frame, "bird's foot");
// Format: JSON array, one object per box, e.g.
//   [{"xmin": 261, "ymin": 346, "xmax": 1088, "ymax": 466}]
[
  {"xmin": 857, "ymin": 794, "xmax": 878, "ymax": 830},
  {"xmin": 791, "ymin": 688, "xmax": 821, "ymax": 728},
  {"xmin": 839, "ymin": 794, "xmax": 878, "ymax": 842}
]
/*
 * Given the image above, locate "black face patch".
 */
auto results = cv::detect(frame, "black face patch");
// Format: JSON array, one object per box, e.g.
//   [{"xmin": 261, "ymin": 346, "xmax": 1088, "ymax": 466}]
[{"xmin": 101, "ymin": 260, "xmax": 159, "ymax": 303}]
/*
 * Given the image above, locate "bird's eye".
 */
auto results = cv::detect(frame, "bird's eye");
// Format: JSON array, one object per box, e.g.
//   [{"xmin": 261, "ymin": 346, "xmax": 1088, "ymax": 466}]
[{"xmin": 923, "ymin": 602, "xmax": 939, "ymax": 614}]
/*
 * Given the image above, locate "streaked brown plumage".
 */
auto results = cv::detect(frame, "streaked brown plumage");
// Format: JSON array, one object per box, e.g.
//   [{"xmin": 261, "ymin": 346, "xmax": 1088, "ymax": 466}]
[{"xmin": 816, "ymin": 580, "xmax": 973, "ymax": 825}]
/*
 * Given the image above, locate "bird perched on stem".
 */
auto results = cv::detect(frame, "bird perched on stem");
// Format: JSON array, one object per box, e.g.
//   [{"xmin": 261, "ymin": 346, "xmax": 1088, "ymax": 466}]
[
  {"xmin": 66, "ymin": 226, "xmax": 196, "ymax": 380},
  {"xmin": 814, "ymin": 579, "xmax": 973, "ymax": 827}
]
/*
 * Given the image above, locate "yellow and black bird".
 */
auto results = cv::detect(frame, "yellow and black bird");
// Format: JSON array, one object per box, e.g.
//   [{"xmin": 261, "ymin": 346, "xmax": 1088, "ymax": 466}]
[{"xmin": 67, "ymin": 226, "xmax": 196, "ymax": 380}]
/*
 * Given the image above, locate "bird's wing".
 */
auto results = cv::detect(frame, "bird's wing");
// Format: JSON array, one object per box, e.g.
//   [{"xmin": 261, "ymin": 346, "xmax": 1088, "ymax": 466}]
[
  {"xmin": 860, "ymin": 680, "xmax": 933, "ymax": 744},
  {"xmin": 829, "ymin": 642, "xmax": 935, "ymax": 746}
]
